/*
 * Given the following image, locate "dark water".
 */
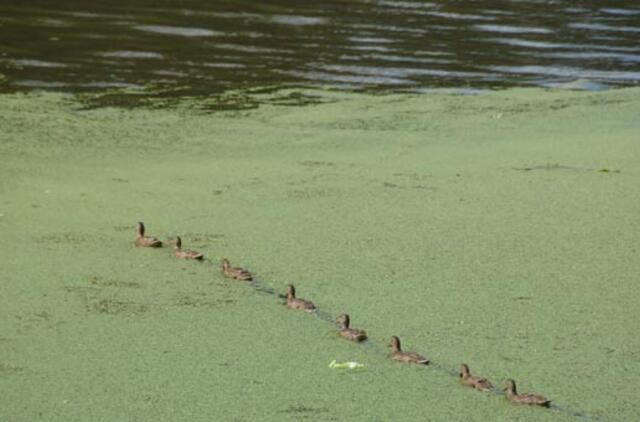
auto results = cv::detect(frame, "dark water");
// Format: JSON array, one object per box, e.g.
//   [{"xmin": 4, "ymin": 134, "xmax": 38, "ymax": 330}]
[{"xmin": 1, "ymin": 0, "xmax": 640, "ymax": 98}]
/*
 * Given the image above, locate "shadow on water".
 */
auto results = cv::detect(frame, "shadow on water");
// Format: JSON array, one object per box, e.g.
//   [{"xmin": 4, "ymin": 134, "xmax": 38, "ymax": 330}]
[
  {"xmin": 1, "ymin": 0, "xmax": 640, "ymax": 106},
  {"xmin": 205, "ymin": 256, "xmax": 614, "ymax": 422}
]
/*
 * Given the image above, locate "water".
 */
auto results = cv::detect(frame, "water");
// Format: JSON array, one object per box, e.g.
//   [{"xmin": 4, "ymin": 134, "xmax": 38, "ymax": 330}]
[
  {"xmin": 220, "ymin": 261, "xmax": 610, "ymax": 421},
  {"xmin": 1, "ymin": 0, "xmax": 639, "ymax": 99}
]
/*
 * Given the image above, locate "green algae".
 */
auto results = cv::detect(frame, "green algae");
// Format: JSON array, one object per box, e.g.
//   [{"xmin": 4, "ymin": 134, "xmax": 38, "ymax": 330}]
[{"xmin": 1, "ymin": 87, "xmax": 640, "ymax": 421}]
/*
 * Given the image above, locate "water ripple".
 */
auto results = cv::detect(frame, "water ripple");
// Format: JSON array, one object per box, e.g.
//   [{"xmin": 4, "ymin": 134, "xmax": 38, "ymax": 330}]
[
  {"xmin": 487, "ymin": 38, "xmax": 640, "ymax": 53},
  {"xmin": 280, "ymin": 69, "xmax": 412, "ymax": 85},
  {"xmin": 269, "ymin": 15, "xmax": 328, "ymax": 26},
  {"xmin": 473, "ymin": 24, "xmax": 553, "ymax": 34},
  {"xmin": 490, "ymin": 65, "xmax": 640, "ymax": 81},
  {"xmin": 600, "ymin": 8, "xmax": 640, "ymax": 16},
  {"xmin": 97, "ymin": 50, "xmax": 163, "ymax": 59},
  {"xmin": 9, "ymin": 59, "xmax": 67, "ymax": 68},
  {"xmin": 1, "ymin": 1, "xmax": 639, "ymax": 94},
  {"xmin": 133, "ymin": 25, "xmax": 222, "ymax": 37},
  {"xmin": 569, "ymin": 22, "xmax": 640, "ymax": 33},
  {"xmin": 375, "ymin": 1, "xmax": 437, "ymax": 10},
  {"xmin": 426, "ymin": 11, "xmax": 496, "ymax": 21}
]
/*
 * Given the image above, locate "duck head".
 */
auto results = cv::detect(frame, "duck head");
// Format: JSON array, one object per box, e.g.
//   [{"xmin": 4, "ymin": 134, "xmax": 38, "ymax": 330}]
[
  {"xmin": 221, "ymin": 258, "xmax": 230, "ymax": 270},
  {"xmin": 285, "ymin": 284, "xmax": 296, "ymax": 299},
  {"xmin": 504, "ymin": 379, "xmax": 517, "ymax": 395},
  {"xmin": 136, "ymin": 222, "xmax": 145, "ymax": 237},
  {"xmin": 336, "ymin": 314, "xmax": 350, "ymax": 329},
  {"xmin": 389, "ymin": 336, "xmax": 402, "ymax": 352},
  {"xmin": 174, "ymin": 236, "xmax": 182, "ymax": 249},
  {"xmin": 459, "ymin": 363, "xmax": 471, "ymax": 379}
]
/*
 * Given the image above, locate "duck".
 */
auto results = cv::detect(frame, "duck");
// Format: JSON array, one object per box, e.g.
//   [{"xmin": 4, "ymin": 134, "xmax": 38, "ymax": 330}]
[
  {"xmin": 459, "ymin": 364, "xmax": 493, "ymax": 391},
  {"xmin": 171, "ymin": 236, "xmax": 204, "ymax": 260},
  {"xmin": 134, "ymin": 222, "xmax": 162, "ymax": 247},
  {"xmin": 504, "ymin": 379, "xmax": 551, "ymax": 407},
  {"xmin": 336, "ymin": 314, "xmax": 367, "ymax": 342},
  {"xmin": 285, "ymin": 284, "xmax": 316, "ymax": 312},
  {"xmin": 221, "ymin": 258, "xmax": 252, "ymax": 281},
  {"xmin": 389, "ymin": 336, "xmax": 429, "ymax": 365}
]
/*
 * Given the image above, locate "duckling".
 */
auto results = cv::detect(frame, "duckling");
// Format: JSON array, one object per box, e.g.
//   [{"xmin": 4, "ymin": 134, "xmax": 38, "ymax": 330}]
[
  {"xmin": 336, "ymin": 314, "xmax": 367, "ymax": 342},
  {"xmin": 459, "ymin": 364, "xmax": 493, "ymax": 391},
  {"xmin": 285, "ymin": 284, "xmax": 316, "ymax": 312},
  {"xmin": 221, "ymin": 258, "xmax": 252, "ymax": 281},
  {"xmin": 389, "ymin": 336, "xmax": 429, "ymax": 365},
  {"xmin": 504, "ymin": 379, "xmax": 551, "ymax": 407},
  {"xmin": 171, "ymin": 236, "xmax": 203, "ymax": 260},
  {"xmin": 134, "ymin": 222, "xmax": 162, "ymax": 247}
]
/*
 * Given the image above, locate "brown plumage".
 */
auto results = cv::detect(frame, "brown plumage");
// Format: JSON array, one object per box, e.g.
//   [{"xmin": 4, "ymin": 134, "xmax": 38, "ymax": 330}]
[
  {"xmin": 389, "ymin": 336, "xmax": 429, "ymax": 365},
  {"xmin": 459, "ymin": 364, "xmax": 493, "ymax": 391},
  {"xmin": 172, "ymin": 236, "xmax": 203, "ymax": 260},
  {"xmin": 134, "ymin": 222, "xmax": 162, "ymax": 247},
  {"xmin": 285, "ymin": 285, "xmax": 316, "ymax": 312},
  {"xmin": 221, "ymin": 258, "xmax": 252, "ymax": 281},
  {"xmin": 336, "ymin": 314, "xmax": 367, "ymax": 342},
  {"xmin": 504, "ymin": 379, "xmax": 551, "ymax": 407}
]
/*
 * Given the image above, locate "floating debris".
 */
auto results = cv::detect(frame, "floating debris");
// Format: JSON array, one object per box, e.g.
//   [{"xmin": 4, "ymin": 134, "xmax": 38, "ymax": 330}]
[{"xmin": 329, "ymin": 360, "xmax": 364, "ymax": 369}]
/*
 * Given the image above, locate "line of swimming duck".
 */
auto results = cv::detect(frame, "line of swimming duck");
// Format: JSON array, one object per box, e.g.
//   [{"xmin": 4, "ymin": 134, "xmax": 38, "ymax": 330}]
[{"xmin": 135, "ymin": 221, "xmax": 551, "ymax": 408}]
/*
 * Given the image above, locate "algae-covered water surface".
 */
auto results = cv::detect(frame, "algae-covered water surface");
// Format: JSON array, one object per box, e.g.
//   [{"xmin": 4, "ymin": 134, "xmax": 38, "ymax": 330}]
[{"xmin": 1, "ymin": 87, "xmax": 639, "ymax": 421}]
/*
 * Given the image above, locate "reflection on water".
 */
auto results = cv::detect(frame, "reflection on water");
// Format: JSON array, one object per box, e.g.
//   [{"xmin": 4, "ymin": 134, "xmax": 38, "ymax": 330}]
[
  {"xmin": 133, "ymin": 25, "xmax": 223, "ymax": 37},
  {"xmin": 473, "ymin": 24, "xmax": 553, "ymax": 34},
  {"xmin": 0, "ymin": 0, "xmax": 639, "ymax": 98}
]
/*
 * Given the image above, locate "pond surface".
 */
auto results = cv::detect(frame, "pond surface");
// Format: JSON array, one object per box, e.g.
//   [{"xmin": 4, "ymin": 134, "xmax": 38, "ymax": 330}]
[{"xmin": 1, "ymin": 0, "xmax": 639, "ymax": 97}]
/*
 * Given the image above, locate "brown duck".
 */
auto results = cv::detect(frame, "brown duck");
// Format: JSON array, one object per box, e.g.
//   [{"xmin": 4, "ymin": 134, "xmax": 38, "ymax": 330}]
[
  {"xmin": 459, "ymin": 364, "xmax": 493, "ymax": 391},
  {"xmin": 389, "ymin": 336, "xmax": 429, "ymax": 365},
  {"xmin": 336, "ymin": 314, "xmax": 367, "ymax": 342},
  {"xmin": 171, "ymin": 236, "xmax": 204, "ymax": 260},
  {"xmin": 504, "ymin": 379, "xmax": 551, "ymax": 407},
  {"xmin": 285, "ymin": 285, "xmax": 316, "ymax": 312},
  {"xmin": 134, "ymin": 222, "xmax": 162, "ymax": 247},
  {"xmin": 221, "ymin": 258, "xmax": 252, "ymax": 281}
]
